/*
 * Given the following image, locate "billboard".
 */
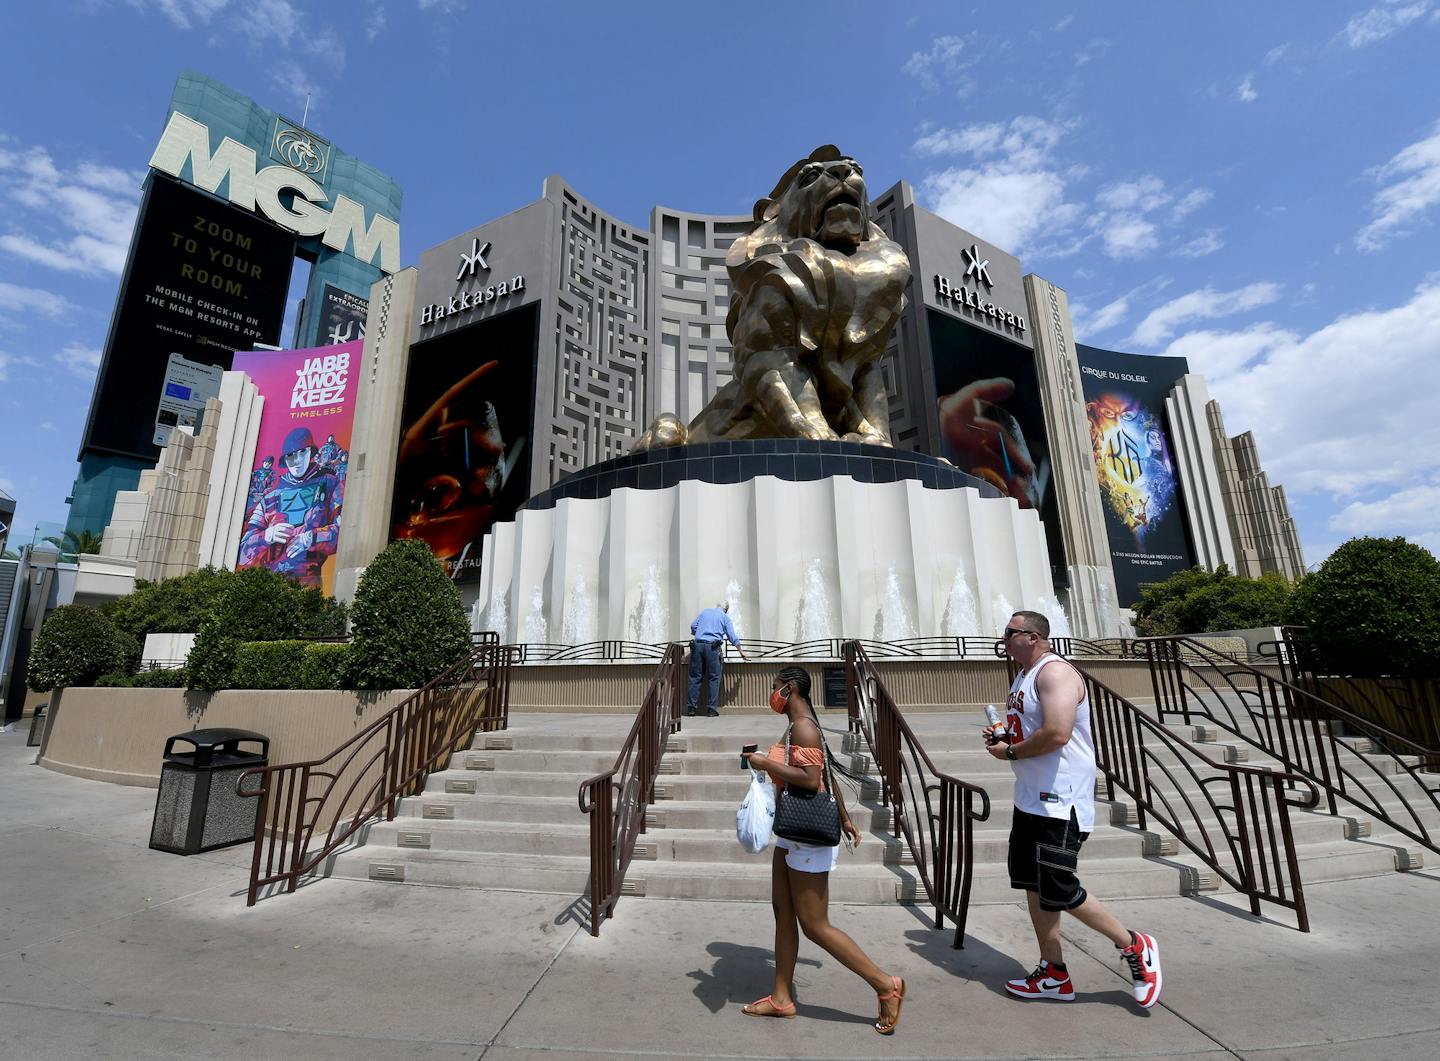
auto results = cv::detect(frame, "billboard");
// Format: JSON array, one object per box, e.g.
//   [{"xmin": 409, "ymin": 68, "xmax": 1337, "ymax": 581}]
[
  {"xmin": 390, "ymin": 304, "xmax": 540, "ymax": 581},
  {"xmin": 317, "ymin": 284, "xmax": 369, "ymax": 345},
  {"xmin": 232, "ymin": 339, "xmax": 361, "ymax": 594},
  {"xmin": 80, "ymin": 175, "xmax": 295, "ymax": 461},
  {"xmin": 1076, "ymin": 345, "xmax": 1195, "ymax": 606},
  {"xmin": 927, "ymin": 308, "xmax": 1067, "ymax": 583}
]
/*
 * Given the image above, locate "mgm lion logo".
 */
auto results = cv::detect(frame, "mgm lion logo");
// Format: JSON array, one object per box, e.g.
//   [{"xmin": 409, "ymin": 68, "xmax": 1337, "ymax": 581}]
[{"xmin": 634, "ymin": 145, "xmax": 910, "ymax": 450}]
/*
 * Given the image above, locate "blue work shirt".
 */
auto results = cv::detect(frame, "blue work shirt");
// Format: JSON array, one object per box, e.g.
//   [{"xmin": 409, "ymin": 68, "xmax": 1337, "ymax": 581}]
[{"xmin": 691, "ymin": 607, "xmax": 741, "ymax": 647}]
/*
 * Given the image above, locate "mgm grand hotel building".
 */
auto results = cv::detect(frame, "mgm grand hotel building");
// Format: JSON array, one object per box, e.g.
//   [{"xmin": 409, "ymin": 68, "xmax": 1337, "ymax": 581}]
[{"xmin": 333, "ymin": 171, "xmax": 1304, "ymax": 637}]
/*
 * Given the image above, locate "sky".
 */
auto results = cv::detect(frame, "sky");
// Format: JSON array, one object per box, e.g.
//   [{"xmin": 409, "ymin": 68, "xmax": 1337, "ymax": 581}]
[{"xmin": 1, "ymin": 0, "xmax": 1438, "ymax": 566}]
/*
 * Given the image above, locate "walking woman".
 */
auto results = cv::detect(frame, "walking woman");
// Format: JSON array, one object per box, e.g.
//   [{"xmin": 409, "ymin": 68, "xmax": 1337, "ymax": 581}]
[{"xmin": 740, "ymin": 665, "xmax": 905, "ymax": 1034}]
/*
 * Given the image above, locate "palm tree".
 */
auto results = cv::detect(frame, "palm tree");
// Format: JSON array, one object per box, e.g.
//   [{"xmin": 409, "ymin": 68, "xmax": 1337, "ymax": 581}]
[{"xmin": 43, "ymin": 530, "xmax": 105, "ymax": 558}]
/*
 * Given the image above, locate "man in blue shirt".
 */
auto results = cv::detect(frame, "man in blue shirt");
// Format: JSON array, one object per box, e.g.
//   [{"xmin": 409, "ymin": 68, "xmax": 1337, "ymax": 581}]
[{"xmin": 687, "ymin": 601, "xmax": 746, "ymax": 716}]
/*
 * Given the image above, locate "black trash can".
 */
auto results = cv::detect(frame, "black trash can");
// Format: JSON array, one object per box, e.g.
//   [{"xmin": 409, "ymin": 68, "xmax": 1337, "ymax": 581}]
[
  {"xmin": 149, "ymin": 729, "xmax": 270, "ymax": 855},
  {"xmin": 26, "ymin": 704, "xmax": 48, "ymax": 748}
]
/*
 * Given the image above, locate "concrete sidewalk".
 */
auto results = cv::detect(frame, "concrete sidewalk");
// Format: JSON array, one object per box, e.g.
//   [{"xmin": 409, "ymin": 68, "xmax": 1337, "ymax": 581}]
[{"xmin": 2, "ymin": 727, "xmax": 1439, "ymax": 1060}]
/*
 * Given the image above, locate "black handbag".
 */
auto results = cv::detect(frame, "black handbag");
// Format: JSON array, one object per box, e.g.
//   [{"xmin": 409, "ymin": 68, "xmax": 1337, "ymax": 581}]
[{"xmin": 772, "ymin": 724, "xmax": 842, "ymax": 847}]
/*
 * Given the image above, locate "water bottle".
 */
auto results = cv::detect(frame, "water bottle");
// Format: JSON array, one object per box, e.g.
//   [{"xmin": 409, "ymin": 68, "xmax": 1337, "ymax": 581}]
[{"xmin": 984, "ymin": 704, "xmax": 1007, "ymax": 742}]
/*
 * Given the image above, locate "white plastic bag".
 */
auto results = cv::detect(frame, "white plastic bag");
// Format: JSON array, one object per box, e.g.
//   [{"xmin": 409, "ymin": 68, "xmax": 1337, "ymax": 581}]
[{"xmin": 736, "ymin": 769, "xmax": 776, "ymax": 854}]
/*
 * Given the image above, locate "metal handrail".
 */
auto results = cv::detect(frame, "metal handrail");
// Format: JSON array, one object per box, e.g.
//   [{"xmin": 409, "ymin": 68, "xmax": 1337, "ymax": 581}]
[
  {"xmin": 500, "ymin": 636, "xmax": 1160, "ymax": 664},
  {"xmin": 1080, "ymin": 662, "xmax": 1318, "ymax": 931},
  {"xmin": 577, "ymin": 642, "xmax": 685, "ymax": 936},
  {"xmin": 240, "ymin": 635, "xmax": 513, "ymax": 904},
  {"xmin": 1140, "ymin": 635, "xmax": 1440, "ymax": 858},
  {"xmin": 843, "ymin": 641, "xmax": 991, "ymax": 948}
]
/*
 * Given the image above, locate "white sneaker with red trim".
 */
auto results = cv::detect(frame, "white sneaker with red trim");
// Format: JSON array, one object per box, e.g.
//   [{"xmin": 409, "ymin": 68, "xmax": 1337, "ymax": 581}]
[
  {"xmin": 1120, "ymin": 932, "xmax": 1162, "ymax": 1008},
  {"xmin": 1004, "ymin": 960, "xmax": 1075, "ymax": 1001}
]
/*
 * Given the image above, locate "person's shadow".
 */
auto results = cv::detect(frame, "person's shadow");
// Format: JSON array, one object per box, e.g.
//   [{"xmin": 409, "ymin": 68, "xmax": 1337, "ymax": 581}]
[
  {"xmin": 898, "ymin": 905, "xmax": 1146, "ymax": 1013},
  {"xmin": 687, "ymin": 941, "xmax": 873, "ymax": 1025}
]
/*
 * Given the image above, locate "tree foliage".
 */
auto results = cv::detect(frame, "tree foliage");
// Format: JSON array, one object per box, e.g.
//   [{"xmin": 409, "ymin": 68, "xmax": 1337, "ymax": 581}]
[
  {"xmin": 27, "ymin": 605, "xmax": 134, "ymax": 691},
  {"xmin": 344, "ymin": 540, "xmax": 471, "ymax": 690},
  {"xmin": 186, "ymin": 567, "xmax": 347, "ymax": 691},
  {"xmin": 101, "ymin": 567, "xmax": 235, "ymax": 639},
  {"xmin": 1133, "ymin": 565, "xmax": 1295, "ymax": 636},
  {"xmin": 1285, "ymin": 536, "xmax": 1440, "ymax": 678},
  {"xmin": 42, "ymin": 530, "xmax": 104, "ymax": 557}
]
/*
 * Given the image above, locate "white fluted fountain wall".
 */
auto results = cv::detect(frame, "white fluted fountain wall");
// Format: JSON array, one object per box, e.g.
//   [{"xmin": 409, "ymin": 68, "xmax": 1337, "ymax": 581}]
[{"xmin": 475, "ymin": 476, "xmax": 1057, "ymax": 644}]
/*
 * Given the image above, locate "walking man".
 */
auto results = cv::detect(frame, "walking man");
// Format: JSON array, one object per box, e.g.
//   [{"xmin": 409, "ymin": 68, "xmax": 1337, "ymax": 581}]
[
  {"xmin": 988, "ymin": 610, "xmax": 1163, "ymax": 1008},
  {"xmin": 686, "ymin": 601, "xmax": 746, "ymax": 716}
]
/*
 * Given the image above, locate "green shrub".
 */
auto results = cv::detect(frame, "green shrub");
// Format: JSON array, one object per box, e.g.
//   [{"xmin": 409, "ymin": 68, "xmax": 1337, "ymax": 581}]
[
  {"xmin": 1134, "ymin": 566, "xmax": 1294, "ymax": 637},
  {"xmin": 299, "ymin": 642, "xmax": 350, "ymax": 690},
  {"xmin": 131, "ymin": 668, "xmax": 189, "ymax": 688},
  {"xmin": 1286, "ymin": 536, "xmax": 1440, "ymax": 678},
  {"xmin": 345, "ymin": 540, "xmax": 470, "ymax": 690},
  {"xmin": 95, "ymin": 672, "xmax": 132, "ymax": 688},
  {"xmin": 230, "ymin": 640, "xmax": 307, "ymax": 690},
  {"xmin": 27, "ymin": 606, "xmax": 133, "ymax": 691},
  {"xmin": 187, "ymin": 567, "xmax": 347, "ymax": 691},
  {"xmin": 101, "ymin": 567, "xmax": 234, "ymax": 639}
]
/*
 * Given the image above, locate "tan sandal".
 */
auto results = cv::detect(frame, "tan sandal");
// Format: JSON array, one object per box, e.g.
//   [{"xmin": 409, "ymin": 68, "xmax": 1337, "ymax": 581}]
[
  {"xmin": 742, "ymin": 994, "xmax": 797, "ymax": 1018},
  {"xmin": 874, "ymin": 975, "xmax": 905, "ymax": 1035}
]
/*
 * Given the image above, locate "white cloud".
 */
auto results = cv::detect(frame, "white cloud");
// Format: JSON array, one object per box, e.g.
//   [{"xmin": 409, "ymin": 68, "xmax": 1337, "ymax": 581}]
[
  {"xmin": 364, "ymin": 0, "xmax": 387, "ymax": 39},
  {"xmin": 0, "ymin": 281, "xmax": 74, "ymax": 317},
  {"xmin": 1099, "ymin": 215, "xmax": 1158, "ymax": 258},
  {"xmin": 1330, "ymin": 482, "xmax": 1440, "ymax": 536},
  {"xmin": 1073, "ymin": 295, "xmax": 1130, "ymax": 339},
  {"xmin": 1356, "ymin": 120, "xmax": 1440, "ymax": 250},
  {"xmin": 127, "ymin": 0, "xmax": 229, "ymax": 29},
  {"xmin": 0, "ymin": 144, "xmax": 140, "ymax": 275},
  {"xmin": 1171, "ymin": 188, "xmax": 1213, "ymax": 220},
  {"xmin": 1096, "ymin": 176, "xmax": 1168, "ymax": 212},
  {"xmin": 1234, "ymin": 75, "xmax": 1258, "ymax": 103},
  {"xmin": 1176, "ymin": 229, "xmax": 1224, "ymax": 257},
  {"xmin": 902, "ymin": 35, "xmax": 971, "ymax": 93},
  {"xmin": 915, "ymin": 117, "xmax": 1081, "ymax": 252},
  {"xmin": 55, "ymin": 343, "xmax": 102, "ymax": 379},
  {"xmin": 1127, "ymin": 282, "xmax": 1283, "ymax": 347},
  {"xmin": 1054, "ymin": 13, "xmax": 1075, "ymax": 32},
  {"xmin": 1338, "ymin": 1, "xmax": 1431, "ymax": 48},
  {"xmin": 0, "ymin": 351, "xmax": 41, "ymax": 382},
  {"xmin": 1159, "ymin": 322, "xmax": 1295, "ymax": 378},
  {"xmin": 1264, "ymin": 43, "xmax": 1291, "ymax": 64},
  {"xmin": 1074, "ymin": 38, "xmax": 1113, "ymax": 67},
  {"xmin": 1195, "ymin": 282, "xmax": 1440, "ymax": 498}
]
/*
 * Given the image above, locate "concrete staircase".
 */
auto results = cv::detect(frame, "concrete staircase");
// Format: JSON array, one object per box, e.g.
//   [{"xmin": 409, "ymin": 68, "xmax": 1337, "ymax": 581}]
[{"xmin": 330, "ymin": 707, "xmax": 1424, "ymax": 904}]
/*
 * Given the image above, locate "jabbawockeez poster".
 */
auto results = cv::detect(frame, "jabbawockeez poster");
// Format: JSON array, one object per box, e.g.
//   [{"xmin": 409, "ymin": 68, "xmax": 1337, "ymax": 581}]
[{"xmin": 232, "ymin": 339, "xmax": 361, "ymax": 594}]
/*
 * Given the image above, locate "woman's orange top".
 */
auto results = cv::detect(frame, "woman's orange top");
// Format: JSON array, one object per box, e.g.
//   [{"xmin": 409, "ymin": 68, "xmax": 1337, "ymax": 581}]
[{"xmin": 763, "ymin": 742, "xmax": 826, "ymax": 792}]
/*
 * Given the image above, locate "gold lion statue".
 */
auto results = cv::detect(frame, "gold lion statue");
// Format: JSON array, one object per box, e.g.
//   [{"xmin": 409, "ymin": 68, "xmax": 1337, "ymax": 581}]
[{"xmin": 635, "ymin": 146, "xmax": 910, "ymax": 449}]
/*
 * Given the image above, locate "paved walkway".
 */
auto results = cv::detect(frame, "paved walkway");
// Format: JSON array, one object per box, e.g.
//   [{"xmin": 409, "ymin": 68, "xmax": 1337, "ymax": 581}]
[{"xmin": 2, "ymin": 726, "xmax": 1439, "ymax": 1060}]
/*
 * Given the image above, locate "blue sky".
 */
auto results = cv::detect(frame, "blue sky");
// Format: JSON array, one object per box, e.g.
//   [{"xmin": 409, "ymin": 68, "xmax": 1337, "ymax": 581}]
[{"xmin": 2, "ymin": 1, "xmax": 1438, "ymax": 566}]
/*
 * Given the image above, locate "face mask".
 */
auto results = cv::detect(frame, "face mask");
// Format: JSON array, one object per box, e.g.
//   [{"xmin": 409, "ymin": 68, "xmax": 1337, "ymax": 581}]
[{"xmin": 769, "ymin": 684, "xmax": 791, "ymax": 713}]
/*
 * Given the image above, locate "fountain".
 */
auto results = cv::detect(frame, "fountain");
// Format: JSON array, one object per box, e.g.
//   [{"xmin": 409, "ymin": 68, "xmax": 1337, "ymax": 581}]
[
  {"xmin": 794, "ymin": 558, "xmax": 835, "ymax": 642},
  {"xmin": 477, "ymin": 588, "xmax": 510, "ymax": 640},
  {"xmin": 873, "ymin": 565, "xmax": 917, "ymax": 641},
  {"xmin": 562, "ymin": 569, "xmax": 597, "ymax": 645},
  {"xmin": 991, "ymin": 593, "xmax": 1015, "ymax": 636},
  {"xmin": 724, "ymin": 578, "xmax": 745, "ymax": 637},
  {"xmin": 522, "ymin": 585, "xmax": 549, "ymax": 644},
  {"xmin": 941, "ymin": 569, "xmax": 980, "ymax": 638},
  {"xmin": 628, "ymin": 563, "xmax": 669, "ymax": 643},
  {"xmin": 1035, "ymin": 594, "xmax": 1072, "ymax": 638}
]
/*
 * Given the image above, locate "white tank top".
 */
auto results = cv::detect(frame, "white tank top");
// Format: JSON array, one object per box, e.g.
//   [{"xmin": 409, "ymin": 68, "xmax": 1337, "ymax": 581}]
[{"xmin": 1005, "ymin": 653, "xmax": 1096, "ymax": 831}]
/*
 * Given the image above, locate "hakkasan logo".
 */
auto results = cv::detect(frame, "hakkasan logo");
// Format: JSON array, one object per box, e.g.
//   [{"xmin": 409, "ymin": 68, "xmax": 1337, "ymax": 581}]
[
  {"xmin": 270, "ymin": 119, "xmax": 331, "ymax": 180},
  {"xmin": 419, "ymin": 239, "xmax": 525, "ymax": 327},
  {"xmin": 292, "ymin": 349, "xmax": 350, "ymax": 409}
]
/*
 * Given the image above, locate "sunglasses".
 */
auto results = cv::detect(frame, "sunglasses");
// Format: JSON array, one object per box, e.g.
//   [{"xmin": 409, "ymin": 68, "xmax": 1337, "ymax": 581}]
[{"xmin": 1002, "ymin": 627, "xmax": 1036, "ymax": 639}]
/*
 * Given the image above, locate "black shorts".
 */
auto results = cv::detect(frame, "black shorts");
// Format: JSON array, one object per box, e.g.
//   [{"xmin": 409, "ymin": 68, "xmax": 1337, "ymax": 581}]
[{"xmin": 1009, "ymin": 807, "xmax": 1089, "ymax": 912}]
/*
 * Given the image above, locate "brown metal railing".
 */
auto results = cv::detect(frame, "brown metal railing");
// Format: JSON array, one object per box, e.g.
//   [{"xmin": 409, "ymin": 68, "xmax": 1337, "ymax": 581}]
[
  {"xmin": 1141, "ymin": 634, "xmax": 1440, "ymax": 858},
  {"xmin": 577, "ymin": 642, "xmax": 685, "ymax": 936},
  {"xmin": 241, "ymin": 636, "xmax": 513, "ymax": 905},
  {"xmin": 844, "ymin": 641, "xmax": 991, "ymax": 948},
  {"xmin": 1082, "ymin": 663, "xmax": 1318, "ymax": 931}
]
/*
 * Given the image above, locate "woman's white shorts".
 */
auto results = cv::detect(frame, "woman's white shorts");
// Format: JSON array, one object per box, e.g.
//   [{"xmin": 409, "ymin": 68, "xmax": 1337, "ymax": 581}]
[{"xmin": 775, "ymin": 837, "xmax": 839, "ymax": 874}]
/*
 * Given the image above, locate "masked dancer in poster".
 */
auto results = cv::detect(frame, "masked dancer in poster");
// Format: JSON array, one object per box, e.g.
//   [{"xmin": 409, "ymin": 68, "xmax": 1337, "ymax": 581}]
[{"xmin": 239, "ymin": 427, "xmax": 343, "ymax": 588}]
